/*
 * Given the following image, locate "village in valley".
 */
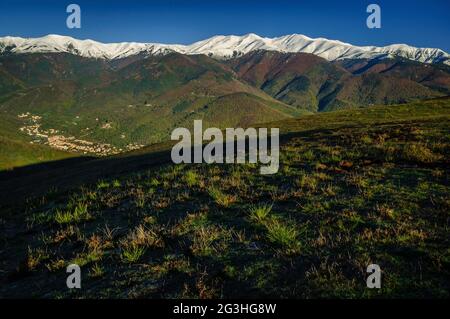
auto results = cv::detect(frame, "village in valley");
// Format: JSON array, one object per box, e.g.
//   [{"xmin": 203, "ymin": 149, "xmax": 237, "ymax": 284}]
[{"xmin": 18, "ymin": 112, "xmax": 144, "ymax": 156}]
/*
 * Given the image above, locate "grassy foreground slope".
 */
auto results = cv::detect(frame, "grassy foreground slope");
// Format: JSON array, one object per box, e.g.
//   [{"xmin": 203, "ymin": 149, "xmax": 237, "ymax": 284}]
[{"xmin": 0, "ymin": 98, "xmax": 449, "ymax": 298}]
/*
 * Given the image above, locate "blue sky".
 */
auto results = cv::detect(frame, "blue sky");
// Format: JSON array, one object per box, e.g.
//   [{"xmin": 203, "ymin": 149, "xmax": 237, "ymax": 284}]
[{"xmin": 0, "ymin": 0, "xmax": 449, "ymax": 52}]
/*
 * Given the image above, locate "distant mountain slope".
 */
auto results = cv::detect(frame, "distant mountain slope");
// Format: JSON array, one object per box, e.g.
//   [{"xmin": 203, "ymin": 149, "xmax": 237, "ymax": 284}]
[
  {"xmin": 0, "ymin": 52, "xmax": 302, "ymax": 166},
  {"xmin": 1, "ymin": 33, "xmax": 449, "ymax": 65},
  {"xmin": 324, "ymin": 74, "xmax": 442, "ymax": 111},
  {"xmin": 229, "ymin": 51, "xmax": 349, "ymax": 111},
  {"xmin": 230, "ymin": 51, "xmax": 449, "ymax": 111},
  {"xmin": 336, "ymin": 58, "xmax": 450, "ymax": 94}
]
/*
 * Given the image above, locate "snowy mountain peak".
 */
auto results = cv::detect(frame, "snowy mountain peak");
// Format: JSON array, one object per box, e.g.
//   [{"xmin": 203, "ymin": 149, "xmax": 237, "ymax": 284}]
[{"xmin": 0, "ymin": 33, "xmax": 448, "ymax": 65}]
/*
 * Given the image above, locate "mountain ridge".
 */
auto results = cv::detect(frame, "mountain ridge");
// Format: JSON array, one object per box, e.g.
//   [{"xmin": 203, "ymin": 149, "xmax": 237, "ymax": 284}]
[{"xmin": 1, "ymin": 33, "xmax": 449, "ymax": 65}]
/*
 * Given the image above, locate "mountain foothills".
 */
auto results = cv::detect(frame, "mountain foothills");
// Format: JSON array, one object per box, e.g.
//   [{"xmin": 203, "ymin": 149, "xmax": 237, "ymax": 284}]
[{"xmin": 0, "ymin": 34, "xmax": 449, "ymax": 168}]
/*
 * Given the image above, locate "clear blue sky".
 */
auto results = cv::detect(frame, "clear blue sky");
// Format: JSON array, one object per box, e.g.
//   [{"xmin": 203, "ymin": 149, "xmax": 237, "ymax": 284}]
[{"xmin": 0, "ymin": 0, "xmax": 449, "ymax": 52}]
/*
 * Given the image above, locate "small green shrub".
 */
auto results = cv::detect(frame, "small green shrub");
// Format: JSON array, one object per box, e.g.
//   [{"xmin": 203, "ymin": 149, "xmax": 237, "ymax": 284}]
[
  {"xmin": 249, "ymin": 204, "xmax": 272, "ymax": 223},
  {"xmin": 302, "ymin": 150, "xmax": 315, "ymax": 161},
  {"xmin": 112, "ymin": 179, "xmax": 121, "ymax": 188},
  {"xmin": 190, "ymin": 226, "xmax": 222, "ymax": 256},
  {"xmin": 89, "ymin": 263, "xmax": 105, "ymax": 278},
  {"xmin": 183, "ymin": 170, "xmax": 198, "ymax": 187},
  {"xmin": 402, "ymin": 143, "xmax": 441, "ymax": 163},
  {"xmin": 208, "ymin": 187, "xmax": 236, "ymax": 207},
  {"xmin": 265, "ymin": 220, "xmax": 299, "ymax": 253},
  {"xmin": 55, "ymin": 202, "xmax": 91, "ymax": 224},
  {"xmin": 121, "ymin": 246, "xmax": 146, "ymax": 263},
  {"xmin": 97, "ymin": 180, "xmax": 109, "ymax": 189},
  {"xmin": 72, "ymin": 251, "xmax": 102, "ymax": 267},
  {"xmin": 297, "ymin": 174, "xmax": 318, "ymax": 191}
]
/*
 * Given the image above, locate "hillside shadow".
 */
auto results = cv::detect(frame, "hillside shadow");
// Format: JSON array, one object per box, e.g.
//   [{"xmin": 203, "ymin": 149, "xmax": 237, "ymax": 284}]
[
  {"xmin": 0, "ymin": 147, "xmax": 174, "ymax": 208},
  {"xmin": 0, "ymin": 156, "xmax": 95, "ymax": 179},
  {"xmin": 0, "ymin": 121, "xmax": 412, "ymax": 209}
]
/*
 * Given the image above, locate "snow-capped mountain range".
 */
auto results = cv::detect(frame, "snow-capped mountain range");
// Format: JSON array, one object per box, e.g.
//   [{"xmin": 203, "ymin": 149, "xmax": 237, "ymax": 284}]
[{"xmin": 0, "ymin": 33, "xmax": 449, "ymax": 65}]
